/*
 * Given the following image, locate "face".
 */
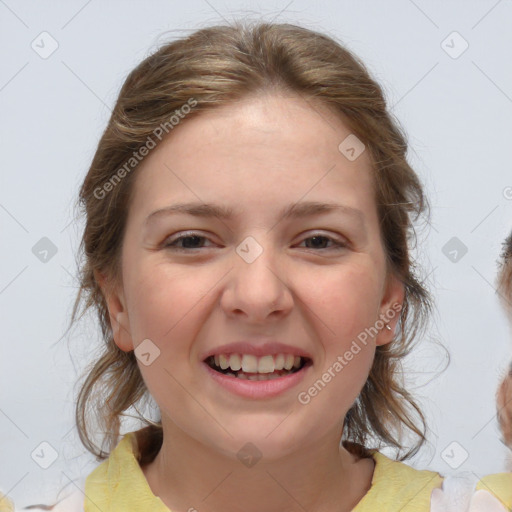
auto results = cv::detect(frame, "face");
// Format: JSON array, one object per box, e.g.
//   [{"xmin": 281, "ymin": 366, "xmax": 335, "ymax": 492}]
[{"xmin": 99, "ymin": 93, "xmax": 403, "ymax": 460}]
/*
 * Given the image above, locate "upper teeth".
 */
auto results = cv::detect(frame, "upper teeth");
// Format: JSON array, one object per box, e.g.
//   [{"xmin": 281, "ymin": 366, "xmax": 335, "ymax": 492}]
[{"xmin": 213, "ymin": 353, "xmax": 302, "ymax": 373}]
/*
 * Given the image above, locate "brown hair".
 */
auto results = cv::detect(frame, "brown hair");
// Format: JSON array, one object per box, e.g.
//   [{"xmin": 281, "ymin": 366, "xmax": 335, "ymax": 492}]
[
  {"xmin": 497, "ymin": 231, "xmax": 512, "ymax": 313},
  {"xmin": 70, "ymin": 20, "xmax": 436, "ymax": 464}
]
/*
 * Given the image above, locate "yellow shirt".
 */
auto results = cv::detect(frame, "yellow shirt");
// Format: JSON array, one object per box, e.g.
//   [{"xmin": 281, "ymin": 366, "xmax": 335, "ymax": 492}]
[
  {"xmin": 475, "ymin": 472, "xmax": 512, "ymax": 509},
  {"xmin": 84, "ymin": 431, "xmax": 446, "ymax": 511},
  {"xmin": 2, "ymin": 432, "xmax": 510, "ymax": 511}
]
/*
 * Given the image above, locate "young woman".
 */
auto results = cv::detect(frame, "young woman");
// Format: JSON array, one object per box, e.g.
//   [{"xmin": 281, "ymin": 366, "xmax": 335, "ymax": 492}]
[{"xmin": 3, "ymin": 20, "xmax": 510, "ymax": 512}]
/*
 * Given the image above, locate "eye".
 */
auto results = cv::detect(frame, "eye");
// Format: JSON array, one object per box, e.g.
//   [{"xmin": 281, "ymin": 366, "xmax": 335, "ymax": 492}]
[
  {"xmin": 163, "ymin": 232, "xmax": 213, "ymax": 251},
  {"xmin": 162, "ymin": 232, "xmax": 347, "ymax": 252},
  {"xmin": 296, "ymin": 234, "xmax": 348, "ymax": 251}
]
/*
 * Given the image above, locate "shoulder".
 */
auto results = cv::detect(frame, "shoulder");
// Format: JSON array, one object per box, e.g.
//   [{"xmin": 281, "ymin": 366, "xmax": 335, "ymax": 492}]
[
  {"xmin": 82, "ymin": 431, "xmax": 147, "ymax": 510},
  {"xmin": 353, "ymin": 451, "xmax": 444, "ymax": 511},
  {"xmin": 84, "ymin": 431, "xmax": 137, "ymax": 487},
  {"xmin": 371, "ymin": 450, "xmax": 444, "ymax": 487}
]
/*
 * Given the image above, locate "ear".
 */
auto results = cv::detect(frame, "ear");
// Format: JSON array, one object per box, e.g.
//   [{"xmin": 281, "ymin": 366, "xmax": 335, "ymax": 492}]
[
  {"xmin": 94, "ymin": 270, "xmax": 134, "ymax": 352},
  {"xmin": 375, "ymin": 272, "xmax": 405, "ymax": 347}
]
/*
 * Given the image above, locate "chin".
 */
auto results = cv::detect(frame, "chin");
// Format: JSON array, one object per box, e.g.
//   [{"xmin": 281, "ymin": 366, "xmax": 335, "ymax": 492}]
[{"xmin": 207, "ymin": 425, "xmax": 309, "ymax": 464}]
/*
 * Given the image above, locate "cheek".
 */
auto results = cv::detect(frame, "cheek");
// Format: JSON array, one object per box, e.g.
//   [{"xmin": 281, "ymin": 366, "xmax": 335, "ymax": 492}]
[
  {"xmin": 308, "ymin": 263, "xmax": 384, "ymax": 342},
  {"xmin": 126, "ymin": 261, "xmax": 209, "ymax": 342},
  {"xmin": 125, "ymin": 265, "xmax": 208, "ymax": 413},
  {"xmin": 123, "ymin": 261, "xmax": 229, "ymax": 385},
  {"xmin": 296, "ymin": 264, "xmax": 382, "ymax": 405}
]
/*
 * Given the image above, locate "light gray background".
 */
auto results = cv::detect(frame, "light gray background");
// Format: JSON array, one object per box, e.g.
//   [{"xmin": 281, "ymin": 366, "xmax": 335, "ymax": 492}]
[{"xmin": 1, "ymin": 0, "xmax": 512, "ymax": 507}]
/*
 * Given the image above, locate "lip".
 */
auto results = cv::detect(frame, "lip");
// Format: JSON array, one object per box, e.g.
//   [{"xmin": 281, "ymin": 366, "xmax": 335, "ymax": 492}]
[
  {"xmin": 200, "ymin": 340, "xmax": 313, "ymax": 360},
  {"xmin": 201, "ymin": 359, "xmax": 312, "ymax": 399}
]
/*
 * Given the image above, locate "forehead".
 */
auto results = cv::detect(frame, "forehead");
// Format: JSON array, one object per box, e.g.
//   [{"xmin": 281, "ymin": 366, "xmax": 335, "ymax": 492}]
[
  {"xmin": 128, "ymin": 93, "xmax": 377, "ymax": 224},
  {"xmin": 177, "ymin": 92, "xmax": 368, "ymax": 162}
]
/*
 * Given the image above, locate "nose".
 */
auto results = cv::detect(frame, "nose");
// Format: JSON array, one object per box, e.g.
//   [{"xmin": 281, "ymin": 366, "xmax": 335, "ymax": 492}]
[{"xmin": 220, "ymin": 238, "xmax": 293, "ymax": 322}]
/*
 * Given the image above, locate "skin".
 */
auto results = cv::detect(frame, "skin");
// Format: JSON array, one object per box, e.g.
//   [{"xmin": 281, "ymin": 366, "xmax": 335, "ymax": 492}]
[{"xmin": 97, "ymin": 92, "xmax": 404, "ymax": 512}]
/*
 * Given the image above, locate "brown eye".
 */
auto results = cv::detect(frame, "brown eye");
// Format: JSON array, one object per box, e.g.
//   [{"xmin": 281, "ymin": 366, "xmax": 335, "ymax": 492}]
[
  {"xmin": 163, "ymin": 233, "xmax": 213, "ymax": 250},
  {"xmin": 298, "ymin": 234, "xmax": 347, "ymax": 251}
]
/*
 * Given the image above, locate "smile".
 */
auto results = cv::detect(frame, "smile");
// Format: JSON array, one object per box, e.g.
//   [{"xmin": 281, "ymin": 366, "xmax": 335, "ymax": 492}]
[
  {"xmin": 202, "ymin": 352, "xmax": 313, "ymax": 399},
  {"xmin": 205, "ymin": 353, "xmax": 311, "ymax": 380}
]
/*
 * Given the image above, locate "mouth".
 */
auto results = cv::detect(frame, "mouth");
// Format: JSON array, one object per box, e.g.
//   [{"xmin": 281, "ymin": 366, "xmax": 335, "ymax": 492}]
[{"xmin": 204, "ymin": 353, "xmax": 313, "ymax": 381}]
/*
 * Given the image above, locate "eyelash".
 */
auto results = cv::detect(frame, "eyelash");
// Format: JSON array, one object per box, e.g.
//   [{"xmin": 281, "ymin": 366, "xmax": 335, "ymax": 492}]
[{"xmin": 162, "ymin": 232, "xmax": 348, "ymax": 252}]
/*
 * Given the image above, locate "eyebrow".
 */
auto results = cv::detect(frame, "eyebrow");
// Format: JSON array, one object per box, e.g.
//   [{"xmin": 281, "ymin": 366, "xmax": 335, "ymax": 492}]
[{"xmin": 144, "ymin": 201, "xmax": 365, "ymax": 226}]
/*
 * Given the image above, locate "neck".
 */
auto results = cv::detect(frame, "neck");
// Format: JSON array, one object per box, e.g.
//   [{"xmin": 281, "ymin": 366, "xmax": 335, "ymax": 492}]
[{"xmin": 140, "ymin": 421, "xmax": 375, "ymax": 512}]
